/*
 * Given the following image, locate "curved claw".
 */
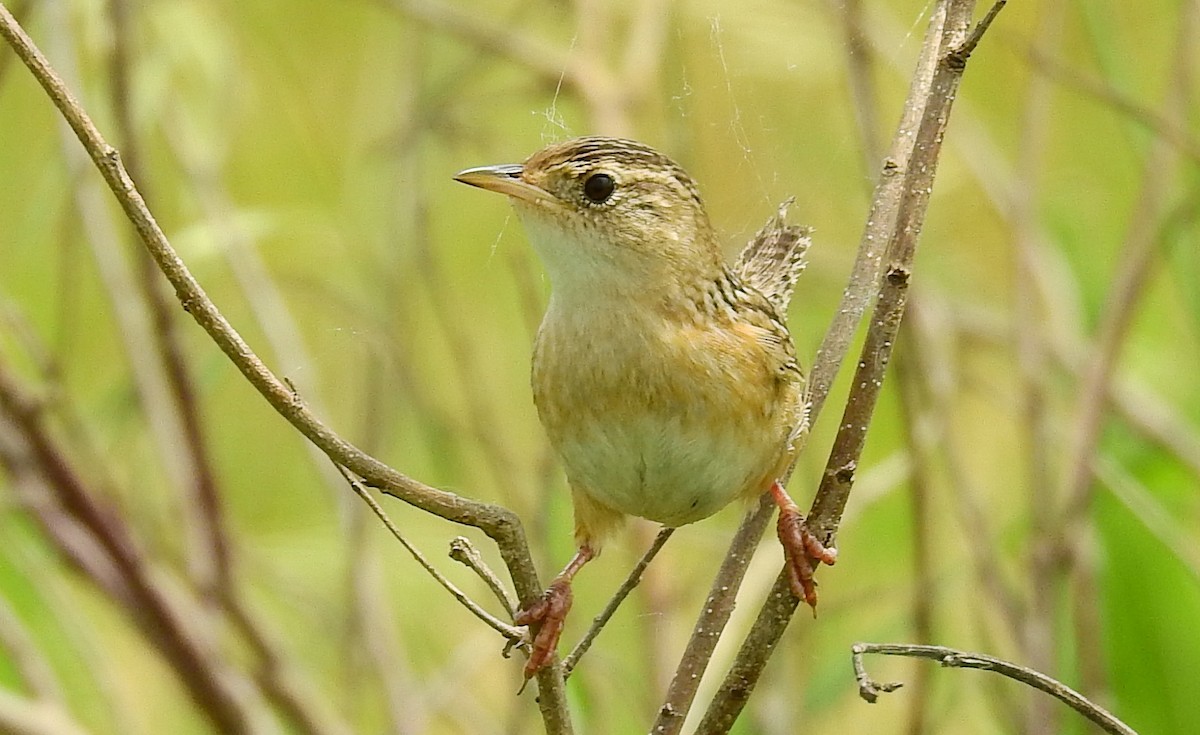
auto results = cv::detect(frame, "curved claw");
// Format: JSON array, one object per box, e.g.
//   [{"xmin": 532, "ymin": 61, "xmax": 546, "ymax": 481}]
[{"xmin": 515, "ymin": 578, "xmax": 573, "ymax": 679}]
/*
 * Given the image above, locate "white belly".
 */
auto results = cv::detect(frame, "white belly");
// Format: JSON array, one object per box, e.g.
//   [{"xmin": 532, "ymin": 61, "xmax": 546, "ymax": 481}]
[{"xmin": 555, "ymin": 413, "xmax": 774, "ymax": 527}]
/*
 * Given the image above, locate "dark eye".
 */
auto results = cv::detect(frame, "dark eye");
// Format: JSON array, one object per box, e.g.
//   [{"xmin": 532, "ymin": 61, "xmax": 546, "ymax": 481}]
[{"xmin": 582, "ymin": 173, "xmax": 615, "ymax": 203}]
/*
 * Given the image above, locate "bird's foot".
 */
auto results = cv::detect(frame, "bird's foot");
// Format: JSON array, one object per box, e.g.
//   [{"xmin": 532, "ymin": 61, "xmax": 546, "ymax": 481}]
[
  {"xmin": 770, "ymin": 480, "xmax": 837, "ymax": 610},
  {"xmin": 514, "ymin": 577, "xmax": 574, "ymax": 679},
  {"xmin": 515, "ymin": 544, "xmax": 595, "ymax": 680}
]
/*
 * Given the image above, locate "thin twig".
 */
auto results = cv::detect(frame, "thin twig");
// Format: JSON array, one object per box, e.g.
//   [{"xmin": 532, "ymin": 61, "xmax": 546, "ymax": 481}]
[
  {"xmin": 851, "ymin": 643, "xmax": 1138, "ymax": 735},
  {"xmin": 954, "ymin": 0, "xmax": 1006, "ymax": 59},
  {"xmin": 451, "ymin": 536, "xmax": 518, "ymax": 617},
  {"xmin": 562, "ymin": 527, "xmax": 674, "ymax": 677},
  {"xmin": 337, "ymin": 466, "xmax": 527, "ymax": 646}
]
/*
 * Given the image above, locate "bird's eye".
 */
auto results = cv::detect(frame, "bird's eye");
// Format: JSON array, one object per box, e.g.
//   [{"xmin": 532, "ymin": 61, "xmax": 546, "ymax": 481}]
[{"xmin": 582, "ymin": 173, "xmax": 615, "ymax": 204}]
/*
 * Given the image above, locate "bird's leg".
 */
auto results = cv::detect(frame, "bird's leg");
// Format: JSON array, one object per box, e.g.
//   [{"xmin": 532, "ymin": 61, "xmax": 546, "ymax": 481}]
[
  {"xmin": 770, "ymin": 480, "xmax": 838, "ymax": 610},
  {"xmin": 515, "ymin": 545, "xmax": 595, "ymax": 678}
]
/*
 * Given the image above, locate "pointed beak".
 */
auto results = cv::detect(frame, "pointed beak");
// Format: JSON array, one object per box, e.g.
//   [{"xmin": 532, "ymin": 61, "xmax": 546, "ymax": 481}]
[{"xmin": 453, "ymin": 164, "xmax": 556, "ymax": 206}]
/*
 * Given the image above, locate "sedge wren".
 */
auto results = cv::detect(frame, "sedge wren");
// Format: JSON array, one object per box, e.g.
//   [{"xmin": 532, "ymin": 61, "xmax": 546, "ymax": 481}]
[{"xmin": 455, "ymin": 137, "xmax": 836, "ymax": 678}]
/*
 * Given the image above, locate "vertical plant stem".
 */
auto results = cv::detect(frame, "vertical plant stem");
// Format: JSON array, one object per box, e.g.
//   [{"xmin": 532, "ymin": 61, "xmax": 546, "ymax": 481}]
[
  {"xmin": 694, "ymin": 1, "xmax": 999, "ymax": 729},
  {"xmin": 651, "ymin": 5, "xmax": 953, "ymax": 730}
]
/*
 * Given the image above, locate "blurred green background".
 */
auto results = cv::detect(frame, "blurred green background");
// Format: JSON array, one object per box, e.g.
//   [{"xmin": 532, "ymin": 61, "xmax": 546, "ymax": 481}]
[{"xmin": 0, "ymin": 0, "xmax": 1198, "ymax": 733}]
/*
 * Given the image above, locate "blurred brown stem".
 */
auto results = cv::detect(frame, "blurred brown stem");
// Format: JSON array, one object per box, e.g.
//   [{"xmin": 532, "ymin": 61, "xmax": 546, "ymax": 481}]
[
  {"xmin": 894, "ymin": 317, "xmax": 937, "ymax": 735},
  {"xmin": 108, "ymin": 0, "xmax": 232, "ymax": 603},
  {"xmin": 1020, "ymin": 45, "xmax": 1200, "ymax": 165},
  {"xmin": 0, "ymin": 360, "xmax": 272, "ymax": 734},
  {"xmin": 1058, "ymin": 5, "xmax": 1197, "ymax": 527},
  {"xmin": 1012, "ymin": 4, "xmax": 1065, "ymax": 732}
]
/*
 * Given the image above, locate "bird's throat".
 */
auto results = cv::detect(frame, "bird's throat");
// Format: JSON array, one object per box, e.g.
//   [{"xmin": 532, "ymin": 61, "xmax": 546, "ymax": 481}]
[{"xmin": 517, "ymin": 207, "xmax": 725, "ymax": 311}]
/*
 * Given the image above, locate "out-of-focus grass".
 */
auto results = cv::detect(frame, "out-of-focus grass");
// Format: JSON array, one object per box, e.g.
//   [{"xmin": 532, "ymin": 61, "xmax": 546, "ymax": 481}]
[{"xmin": 0, "ymin": 0, "xmax": 1197, "ymax": 733}]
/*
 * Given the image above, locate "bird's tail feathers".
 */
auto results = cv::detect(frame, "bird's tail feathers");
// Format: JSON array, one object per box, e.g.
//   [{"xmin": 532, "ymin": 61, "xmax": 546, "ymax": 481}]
[{"xmin": 733, "ymin": 198, "xmax": 812, "ymax": 314}]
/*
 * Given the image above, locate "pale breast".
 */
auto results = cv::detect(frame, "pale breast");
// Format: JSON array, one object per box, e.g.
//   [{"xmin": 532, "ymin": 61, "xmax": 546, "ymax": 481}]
[{"xmin": 532, "ymin": 299, "xmax": 800, "ymax": 527}]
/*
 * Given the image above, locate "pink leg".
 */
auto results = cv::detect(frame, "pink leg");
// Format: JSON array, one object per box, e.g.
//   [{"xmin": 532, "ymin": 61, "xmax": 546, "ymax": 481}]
[
  {"xmin": 514, "ymin": 546, "xmax": 595, "ymax": 679},
  {"xmin": 770, "ymin": 480, "xmax": 837, "ymax": 610}
]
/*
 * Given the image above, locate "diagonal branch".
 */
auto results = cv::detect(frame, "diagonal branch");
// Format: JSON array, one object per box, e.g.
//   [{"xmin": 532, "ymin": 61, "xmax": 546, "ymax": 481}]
[
  {"xmin": 0, "ymin": 5, "xmax": 572, "ymax": 733},
  {"xmin": 562, "ymin": 527, "xmax": 674, "ymax": 677}
]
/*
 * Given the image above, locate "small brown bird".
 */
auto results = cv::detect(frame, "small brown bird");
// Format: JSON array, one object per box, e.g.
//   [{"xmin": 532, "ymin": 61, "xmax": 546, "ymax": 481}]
[{"xmin": 455, "ymin": 137, "xmax": 836, "ymax": 677}]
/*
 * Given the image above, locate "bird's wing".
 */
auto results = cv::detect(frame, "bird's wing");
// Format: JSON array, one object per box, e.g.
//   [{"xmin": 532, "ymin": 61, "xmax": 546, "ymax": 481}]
[{"xmin": 732, "ymin": 199, "xmax": 811, "ymax": 315}]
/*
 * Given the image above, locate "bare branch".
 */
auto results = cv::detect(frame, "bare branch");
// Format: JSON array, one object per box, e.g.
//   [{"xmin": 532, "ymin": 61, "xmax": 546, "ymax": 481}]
[
  {"xmin": 340, "ymin": 468, "xmax": 527, "ymax": 646},
  {"xmin": 562, "ymin": 527, "xmax": 674, "ymax": 677},
  {"xmin": 851, "ymin": 643, "xmax": 1138, "ymax": 735},
  {"xmin": 451, "ymin": 536, "xmax": 519, "ymax": 618}
]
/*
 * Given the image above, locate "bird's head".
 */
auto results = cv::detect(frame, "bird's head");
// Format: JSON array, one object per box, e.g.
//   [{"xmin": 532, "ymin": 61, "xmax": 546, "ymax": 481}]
[{"xmin": 455, "ymin": 137, "xmax": 724, "ymax": 297}]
